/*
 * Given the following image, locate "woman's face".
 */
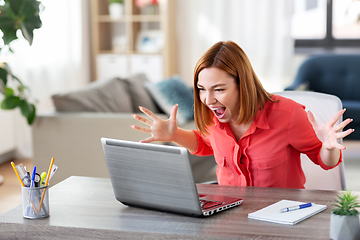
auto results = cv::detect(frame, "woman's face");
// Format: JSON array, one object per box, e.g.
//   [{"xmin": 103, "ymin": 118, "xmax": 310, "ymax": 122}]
[{"xmin": 197, "ymin": 67, "xmax": 240, "ymax": 123}]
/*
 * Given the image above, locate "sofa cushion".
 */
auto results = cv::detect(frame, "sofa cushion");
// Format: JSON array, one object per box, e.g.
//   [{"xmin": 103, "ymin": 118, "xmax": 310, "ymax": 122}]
[
  {"xmin": 144, "ymin": 75, "xmax": 194, "ymax": 125},
  {"xmin": 343, "ymin": 100, "xmax": 360, "ymax": 125},
  {"xmin": 126, "ymin": 73, "xmax": 162, "ymax": 113},
  {"xmin": 294, "ymin": 82, "xmax": 310, "ymax": 91},
  {"xmin": 52, "ymin": 77, "xmax": 133, "ymax": 112}
]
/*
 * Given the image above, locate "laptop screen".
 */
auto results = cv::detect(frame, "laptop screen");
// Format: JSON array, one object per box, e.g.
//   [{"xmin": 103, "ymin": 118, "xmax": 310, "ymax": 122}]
[{"xmin": 101, "ymin": 138, "xmax": 203, "ymax": 216}]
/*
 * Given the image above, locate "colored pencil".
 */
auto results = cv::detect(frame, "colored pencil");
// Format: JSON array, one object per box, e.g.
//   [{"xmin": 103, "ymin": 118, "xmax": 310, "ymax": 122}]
[
  {"xmin": 38, "ymin": 158, "xmax": 54, "ymax": 212},
  {"xmin": 10, "ymin": 162, "xmax": 38, "ymax": 214}
]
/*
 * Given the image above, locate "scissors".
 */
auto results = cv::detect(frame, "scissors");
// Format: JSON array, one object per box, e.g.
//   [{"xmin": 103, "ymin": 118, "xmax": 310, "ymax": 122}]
[{"xmin": 33, "ymin": 173, "xmax": 41, "ymax": 187}]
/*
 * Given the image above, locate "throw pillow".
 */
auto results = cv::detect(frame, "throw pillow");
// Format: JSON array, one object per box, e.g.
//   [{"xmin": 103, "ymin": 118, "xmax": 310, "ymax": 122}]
[
  {"xmin": 126, "ymin": 73, "xmax": 162, "ymax": 113},
  {"xmin": 52, "ymin": 77, "xmax": 133, "ymax": 112},
  {"xmin": 144, "ymin": 75, "xmax": 194, "ymax": 125},
  {"xmin": 295, "ymin": 82, "xmax": 310, "ymax": 91}
]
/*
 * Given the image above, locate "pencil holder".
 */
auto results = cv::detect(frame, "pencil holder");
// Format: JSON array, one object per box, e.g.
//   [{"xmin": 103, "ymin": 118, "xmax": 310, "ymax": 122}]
[{"xmin": 22, "ymin": 185, "xmax": 49, "ymax": 219}]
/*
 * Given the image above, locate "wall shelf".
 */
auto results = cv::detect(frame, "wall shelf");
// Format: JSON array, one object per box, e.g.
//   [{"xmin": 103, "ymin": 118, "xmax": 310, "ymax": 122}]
[{"xmin": 91, "ymin": 0, "xmax": 177, "ymax": 82}]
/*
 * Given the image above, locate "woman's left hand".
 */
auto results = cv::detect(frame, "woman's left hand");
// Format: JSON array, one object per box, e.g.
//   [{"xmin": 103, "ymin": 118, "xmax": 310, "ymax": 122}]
[{"xmin": 307, "ymin": 109, "xmax": 354, "ymax": 150}]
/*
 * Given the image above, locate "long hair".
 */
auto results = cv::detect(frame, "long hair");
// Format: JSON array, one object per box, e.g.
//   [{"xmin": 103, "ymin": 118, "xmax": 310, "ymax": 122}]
[{"xmin": 193, "ymin": 41, "xmax": 275, "ymax": 135}]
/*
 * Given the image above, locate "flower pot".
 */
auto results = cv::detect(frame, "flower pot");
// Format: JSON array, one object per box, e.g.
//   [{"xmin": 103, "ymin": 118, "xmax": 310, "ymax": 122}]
[
  {"xmin": 109, "ymin": 3, "xmax": 124, "ymax": 19},
  {"xmin": 330, "ymin": 213, "xmax": 360, "ymax": 240}
]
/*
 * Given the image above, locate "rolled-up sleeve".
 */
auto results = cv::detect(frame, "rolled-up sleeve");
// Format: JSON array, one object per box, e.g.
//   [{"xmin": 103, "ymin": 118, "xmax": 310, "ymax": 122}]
[
  {"xmin": 316, "ymin": 150, "xmax": 342, "ymax": 170},
  {"xmin": 287, "ymin": 103, "xmax": 342, "ymax": 170},
  {"xmin": 190, "ymin": 130, "xmax": 214, "ymax": 156}
]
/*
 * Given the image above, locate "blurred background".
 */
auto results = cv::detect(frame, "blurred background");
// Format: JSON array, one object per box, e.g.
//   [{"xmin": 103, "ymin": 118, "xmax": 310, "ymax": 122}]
[
  {"xmin": 1, "ymin": 0, "xmax": 360, "ymax": 214},
  {"xmin": 1, "ymin": 0, "xmax": 360, "ymax": 168}
]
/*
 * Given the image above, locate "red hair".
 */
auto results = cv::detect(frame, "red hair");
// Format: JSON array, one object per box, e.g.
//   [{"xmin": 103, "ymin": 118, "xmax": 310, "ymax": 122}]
[{"xmin": 193, "ymin": 41, "xmax": 275, "ymax": 135}]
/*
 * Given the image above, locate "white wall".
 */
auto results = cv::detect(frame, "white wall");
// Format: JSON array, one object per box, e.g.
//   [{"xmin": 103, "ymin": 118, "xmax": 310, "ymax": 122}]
[
  {"xmin": 0, "ymin": 109, "xmax": 16, "ymax": 161},
  {"xmin": 175, "ymin": 0, "xmax": 304, "ymax": 92}
]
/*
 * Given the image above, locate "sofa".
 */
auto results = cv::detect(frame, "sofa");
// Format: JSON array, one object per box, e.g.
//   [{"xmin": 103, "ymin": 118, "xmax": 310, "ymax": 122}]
[
  {"xmin": 32, "ymin": 74, "xmax": 217, "ymax": 185},
  {"xmin": 285, "ymin": 54, "xmax": 360, "ymax": 140}
]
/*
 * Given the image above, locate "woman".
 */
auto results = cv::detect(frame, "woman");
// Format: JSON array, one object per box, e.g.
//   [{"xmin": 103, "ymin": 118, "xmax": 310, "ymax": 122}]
[{"xmin": 131, "ymin": 41, "xmax": 353, "ymax": 188}]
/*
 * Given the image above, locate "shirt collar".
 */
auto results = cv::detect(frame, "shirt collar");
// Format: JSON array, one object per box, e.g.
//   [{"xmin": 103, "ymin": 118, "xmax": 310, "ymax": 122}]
[{"xmin": 252, "ymin": 105, "xmax": 270, "ymax": 130}]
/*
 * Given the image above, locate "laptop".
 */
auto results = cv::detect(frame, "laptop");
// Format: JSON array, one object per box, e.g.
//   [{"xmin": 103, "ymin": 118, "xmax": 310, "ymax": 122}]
[{"xmin": 101, "ymin": 137, "xmax": 243, "ymax": 217}]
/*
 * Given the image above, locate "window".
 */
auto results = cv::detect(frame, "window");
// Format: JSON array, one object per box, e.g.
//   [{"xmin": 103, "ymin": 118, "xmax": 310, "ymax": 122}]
[
  {"xmin": 333, "ymin": 0, "xmax": 360, "ymax": 39},
  {"xmin": 291, "ymin": 0, "xmax": 360, "ymax": 50}
]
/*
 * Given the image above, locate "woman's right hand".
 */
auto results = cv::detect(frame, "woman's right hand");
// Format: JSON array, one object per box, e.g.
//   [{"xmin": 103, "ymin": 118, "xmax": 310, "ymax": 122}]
[{"xmin": 131, "ymin": 104, "xmax": 179, "ymax": 143}]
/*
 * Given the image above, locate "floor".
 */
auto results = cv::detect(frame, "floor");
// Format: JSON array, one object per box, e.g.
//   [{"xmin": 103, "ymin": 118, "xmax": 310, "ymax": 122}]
[{"xmin": 0, "ymin": 141, "xmax": 359, "ymax": 215}]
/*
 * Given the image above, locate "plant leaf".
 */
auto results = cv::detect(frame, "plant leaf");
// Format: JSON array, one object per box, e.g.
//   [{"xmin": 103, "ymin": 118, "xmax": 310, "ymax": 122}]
[
  {"xmin": 0, "ymin": 0, "xmax": 40, "ymax": 126},
  {"xmin": 0, "ymin": 27, "xmax": 18, "ymax": 46},
  {"xmin": 20, "ymin": 22, "xmax": 34, "ymax": 45},
  {"xmin": 20, "ymin": 100, "xmax": 30, "ymax": 118},
  {"xmin": 333, "ymin": 191, "xmax": 360, "ymax": 216},
  {"xmin": 0, "ymin": 95, "xmax": 21, "ymax": 109},
  {"xmin": 0, "ymin": 9, "xmax": 18, "ymax": 45},
  {"xmin": 0, "ymin": 15, "xmax": 15, "ymax": 29},
  {"xmin": 8, "ymin": 0, "xmax": 23, "ymax": 15},
  {"xmin": 27, "ymin": 104, "xmax": 36, "ymax": 125},
  {"xmin": 23, "ymin": 5, "xmax": 42, "ymax": 29},
  {"xmin": 0, "ymin": 0, "xmax": 42, "ymax": 46},
  {"xmin": 18, "ymin": 0, "xmax": 42, "ymax": 45},
  {"xmin": 4, "ymin": 87, "xmax": 14, "ymax": 96},
  {"xmin": 20, "ymin": 15, "xmax": 42, "ymax": 45},
  {"xmin": 0, "ymin": 67, "xmax": 8, "ymax": 85}
]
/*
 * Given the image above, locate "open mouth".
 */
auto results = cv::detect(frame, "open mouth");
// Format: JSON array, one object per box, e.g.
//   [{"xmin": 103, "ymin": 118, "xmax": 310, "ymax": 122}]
[{"xmin": 212, "ymin": 107, "xmax": 226, "ymax": 119}]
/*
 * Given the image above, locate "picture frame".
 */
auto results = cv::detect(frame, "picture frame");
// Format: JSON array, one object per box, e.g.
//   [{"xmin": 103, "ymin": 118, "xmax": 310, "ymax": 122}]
[{"xmin": 136, "ymin": 30, "xmax": 163, "ymax": 53}]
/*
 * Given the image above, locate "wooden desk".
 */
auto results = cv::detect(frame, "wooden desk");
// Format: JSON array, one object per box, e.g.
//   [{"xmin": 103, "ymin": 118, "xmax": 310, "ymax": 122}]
[{"xmin": 0, "ymin": 176, "xmax": 356, "ymax": 239}]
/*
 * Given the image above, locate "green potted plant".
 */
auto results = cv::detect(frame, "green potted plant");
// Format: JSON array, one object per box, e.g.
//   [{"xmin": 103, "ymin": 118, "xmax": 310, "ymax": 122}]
[
  {"xmin": 108, "ymin": 0, "xmax": 124, "ymax": 19},
  {"xmin": 0, "ymin": 0, "xmax": 42, "ymax": 125},
  {"xmin": 330, "ymin": 191, "xmax": 360, "ymax": 240}
]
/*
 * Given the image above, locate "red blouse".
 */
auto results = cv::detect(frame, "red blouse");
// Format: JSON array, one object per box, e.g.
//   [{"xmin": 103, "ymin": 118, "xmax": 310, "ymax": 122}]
[{"xmin": 191, "ymin": 95, "xmax": 342, "ymax": 188}]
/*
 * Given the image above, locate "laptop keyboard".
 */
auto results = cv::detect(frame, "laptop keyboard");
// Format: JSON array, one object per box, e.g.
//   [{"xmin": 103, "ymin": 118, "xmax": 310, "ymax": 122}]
[{"xmin": 200, "ymin": 199, "xmax": 223, "ymax": 210}]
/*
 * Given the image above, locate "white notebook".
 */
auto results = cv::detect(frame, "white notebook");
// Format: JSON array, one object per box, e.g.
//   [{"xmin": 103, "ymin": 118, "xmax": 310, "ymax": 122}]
[{"xmin": 248, "ymin": 200, "xmax": 327, "ymax": 225}]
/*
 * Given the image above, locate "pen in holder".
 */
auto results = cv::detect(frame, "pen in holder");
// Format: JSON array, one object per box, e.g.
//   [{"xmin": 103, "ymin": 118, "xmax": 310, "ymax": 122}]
[{"xmin": 22, "ymin": 185, "xmax": 49, "ymax": 219}]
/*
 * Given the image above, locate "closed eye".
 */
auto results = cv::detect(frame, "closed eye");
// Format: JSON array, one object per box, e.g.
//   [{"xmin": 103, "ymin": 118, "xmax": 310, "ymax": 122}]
[{"xmin": 197, "ymin": 86, "xmax": 205, "ymax": 91}]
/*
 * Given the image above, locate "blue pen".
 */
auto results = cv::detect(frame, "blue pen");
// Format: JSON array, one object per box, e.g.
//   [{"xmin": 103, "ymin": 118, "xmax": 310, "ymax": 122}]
[
  {"xmin": 30, "ymin": 166, "xmax": 36, "ymax": 188},
  {"xmin": 26, "ymin": 166, "xmax": 37, "ymax": 216},
  {"xmin": 280, "ymin": 203, "xmax": 314, "ymax": 213}
]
